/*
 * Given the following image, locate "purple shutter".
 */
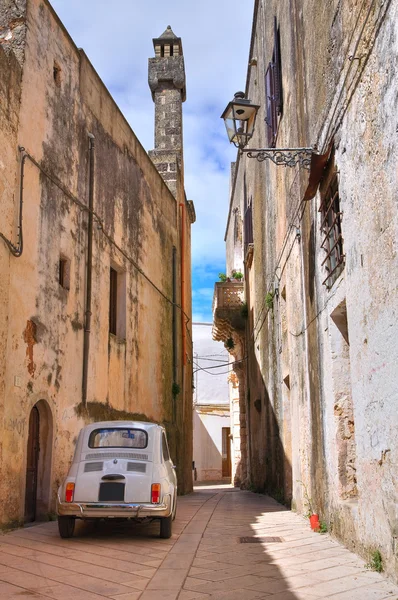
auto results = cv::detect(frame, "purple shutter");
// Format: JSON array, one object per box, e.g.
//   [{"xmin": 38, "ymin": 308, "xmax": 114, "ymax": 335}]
[
  {"xmin": 273, "ymin": 16, "xmax": 282, "ymax": 115},
  {"xmin": 265, "ymin": 63, "xmax": 274, "ymax": 147}
]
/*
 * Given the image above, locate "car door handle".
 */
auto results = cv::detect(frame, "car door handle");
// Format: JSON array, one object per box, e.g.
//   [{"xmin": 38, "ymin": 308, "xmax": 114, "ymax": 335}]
[{"xmin": 101, "ymin": 474, "xmax": 125, "ymax": 481}]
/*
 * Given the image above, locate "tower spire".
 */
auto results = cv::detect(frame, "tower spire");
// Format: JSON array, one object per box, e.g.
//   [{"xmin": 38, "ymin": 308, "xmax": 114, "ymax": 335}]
[{"xmin": 148, "ymin": 26, "xmax": 186, "ymax": 197}]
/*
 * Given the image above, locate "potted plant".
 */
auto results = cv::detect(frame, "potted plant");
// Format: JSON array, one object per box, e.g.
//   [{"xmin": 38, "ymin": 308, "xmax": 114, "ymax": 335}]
[
  {"xmin": 231, "ymin": 269, "xmax": 244, "ymax": 281},
  {"xmin": 297, "ymin": 480, "xmax": 320, "ymax": 531},
  {"xmin": 218, "ymin": 273, "xmax": 227, "ymax": 282}
]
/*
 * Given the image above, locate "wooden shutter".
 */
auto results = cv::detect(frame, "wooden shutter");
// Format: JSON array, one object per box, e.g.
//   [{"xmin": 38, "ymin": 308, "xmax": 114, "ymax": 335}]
[
  {"xmin": 265, "ymin": 62, "xmax": 276, "ymax": 147},
  {"xmin": 273, "ymin": 17, "xmax": 282, "ymax": 115},
  {"xmin": 265, "ymin": 17, "xmax": 283, "ymax": 147},
  {"xmin": 266, "ymin": 62, "xmax": 278, "ymax": 147},
  {"xmin": 273, "ymin": 16, "xmax": 282, "ymax": 116}
]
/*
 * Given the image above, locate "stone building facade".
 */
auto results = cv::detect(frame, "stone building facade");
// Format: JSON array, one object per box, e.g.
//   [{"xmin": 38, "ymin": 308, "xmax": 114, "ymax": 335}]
[
  {"xmin": 0, "ymin": 0, "xmax": 194, "ymax": 526},
  {"xmin": 214, "ymin": 0, "xmax": 398, "ymax": 581}
]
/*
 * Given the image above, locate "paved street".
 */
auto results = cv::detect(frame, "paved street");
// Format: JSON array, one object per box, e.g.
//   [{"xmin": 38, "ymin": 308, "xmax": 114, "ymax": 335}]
[{"xmin": 0, "ymin": 484, "xmax": 397, "ymax": 600}]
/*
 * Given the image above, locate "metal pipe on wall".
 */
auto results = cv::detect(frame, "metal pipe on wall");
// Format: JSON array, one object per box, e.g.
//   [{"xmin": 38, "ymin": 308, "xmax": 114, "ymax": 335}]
[
  {"xmin": 82, "ymin": 133, "xmax": 95, "ymax": 407},
  {"xmin": 0, "ymin": 147, "xmax": 26, "ymax": 257}
]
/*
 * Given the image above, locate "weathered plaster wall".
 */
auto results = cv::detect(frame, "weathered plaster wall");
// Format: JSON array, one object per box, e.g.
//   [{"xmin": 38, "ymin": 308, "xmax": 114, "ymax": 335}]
[
  {"xmin": 0, "ymin": 0, "xmax": 193, "ymax": 524},
  {"xmin": 223, "ymin": 0, "xmax": 398, "ymax": 580}
]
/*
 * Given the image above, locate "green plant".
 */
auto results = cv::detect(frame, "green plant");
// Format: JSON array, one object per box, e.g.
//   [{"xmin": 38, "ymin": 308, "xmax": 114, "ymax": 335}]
[
  {"xmin": 225, "ymin": 337, "xmax": 235, "ymax": 350},
  {"xmin": 241, "ymin": 302, "xmax": 248, "ymax": 319},
  {"xmin": 265, "ymin": 291, "xmax": 274, "ymax": 310},
  {"xmin": 172, "ymin": 382, "xmax": 180, "ymax": 398},
  {"xmin": 319, "ymin": 521, "xmax": 328, "ymax": 534},
  {"xmin": 297, "ymin": 479, "xmax": 314, "ymax": 517},
  {"xmin": 366, "ymin": 550, "xmax": 383, "ymax": 573},
  {"xmin": 232, "ymin": 270, "xmax": 243, "ymax": 280},
  {"xmin": 218, "ymin": 272, "xmax": 227, "ymax": 282}
]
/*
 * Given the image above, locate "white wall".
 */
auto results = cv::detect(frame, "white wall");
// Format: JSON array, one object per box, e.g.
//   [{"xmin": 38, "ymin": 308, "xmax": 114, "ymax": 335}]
[{"xmin": 193, "ymin": 409, "xmax": 230, "ymax": 481}]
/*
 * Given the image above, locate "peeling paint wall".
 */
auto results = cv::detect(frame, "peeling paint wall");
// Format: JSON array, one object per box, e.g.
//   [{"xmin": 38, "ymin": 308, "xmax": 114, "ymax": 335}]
[
  {"xmin": 224, "ymin": 0, "xmax": 398, "ymax": 581},
  {"xmin": 0, "ymin": 0, "xmax": 193, "ymax": 525}
]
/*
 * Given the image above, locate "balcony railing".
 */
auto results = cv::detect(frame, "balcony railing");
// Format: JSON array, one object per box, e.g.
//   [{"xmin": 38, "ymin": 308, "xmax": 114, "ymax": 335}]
[
  {"xmin": 212, "ymin": 282, "xmax": 245, "ymax": 342},
  {"xmin": 212, "ymin": 282, "xmax": 244, "ymax": 312}
]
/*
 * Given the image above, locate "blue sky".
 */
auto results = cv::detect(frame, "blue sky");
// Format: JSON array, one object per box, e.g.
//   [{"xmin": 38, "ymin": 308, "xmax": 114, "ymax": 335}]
[{"xmin": 50, "ymin": 0, "xmax": 253, "ymax": 322}]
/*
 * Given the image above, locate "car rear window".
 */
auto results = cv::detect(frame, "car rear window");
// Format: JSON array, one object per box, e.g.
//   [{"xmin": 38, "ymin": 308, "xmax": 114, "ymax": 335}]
[{"xmin": 88, "ymin": 428, "xmax": 148, "ymax": 449}]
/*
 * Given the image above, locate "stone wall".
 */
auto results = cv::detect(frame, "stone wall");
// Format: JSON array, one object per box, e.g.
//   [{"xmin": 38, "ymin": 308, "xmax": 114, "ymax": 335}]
[
  {"xmin": 0, "ymin": 0, "xmax": 193, "ymax": 525},
  {"xmin": 224, "ymin": 0, "xmax": 398, "ymax": 580}
]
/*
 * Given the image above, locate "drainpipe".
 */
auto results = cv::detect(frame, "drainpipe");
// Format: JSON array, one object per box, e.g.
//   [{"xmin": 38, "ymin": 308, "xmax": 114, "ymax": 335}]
[
  {"xmin": 298, "ymin": 227, "xmax": 313, "ymax": 484},
  {"xmin": 179, "ymin": 202, "xmax": 186, "ymax": 368},
  {"xmin": 172, "ymin": 246, "xmax": 177, "ymax": 423},
  {"xmin": 179, "ymin": 202, "xmax": 186, "ymax": 430},
  {"xmin": 0, "ymin": 147, "xmax": 26, "ymax": 257},
  {"xmin": 82, "ymin": 133, "xmax": 95, "ymax": 407}
]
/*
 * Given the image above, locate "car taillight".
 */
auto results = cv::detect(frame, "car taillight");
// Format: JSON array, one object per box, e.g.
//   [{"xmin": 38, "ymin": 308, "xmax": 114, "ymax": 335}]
[
  {"xmin": 65, "ymin": 482, "xmax": 75, "ymax": 503},
  {"xmin": 151, "ymin": 483, "xmax": 161, "ymax": 504}
]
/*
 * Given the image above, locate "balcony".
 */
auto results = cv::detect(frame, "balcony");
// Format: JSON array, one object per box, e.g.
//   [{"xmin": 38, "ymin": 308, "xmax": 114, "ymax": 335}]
[{"xmin": 212, "ymin": 282, "xmax": 245, "ymax": 342}]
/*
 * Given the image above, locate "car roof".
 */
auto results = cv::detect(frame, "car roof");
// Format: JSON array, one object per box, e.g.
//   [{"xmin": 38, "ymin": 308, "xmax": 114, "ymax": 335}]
[{"xmin": 80, "ymin": 421, "xmax": 162, "ymax": 434}]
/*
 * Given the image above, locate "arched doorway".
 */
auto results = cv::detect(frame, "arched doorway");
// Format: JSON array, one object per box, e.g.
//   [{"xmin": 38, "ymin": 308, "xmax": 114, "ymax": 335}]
[{"xmin": 24, "ymin": 400, "xmax": 53, "ymax": 522}]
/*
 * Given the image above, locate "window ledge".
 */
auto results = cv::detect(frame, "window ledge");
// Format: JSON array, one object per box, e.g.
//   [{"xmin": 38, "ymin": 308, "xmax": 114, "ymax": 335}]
[{"xmin": 109, "ymin": 333, "xmax": 126, "ymax": 345}]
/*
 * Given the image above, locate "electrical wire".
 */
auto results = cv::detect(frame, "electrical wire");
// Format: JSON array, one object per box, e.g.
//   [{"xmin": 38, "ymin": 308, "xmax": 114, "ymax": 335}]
[
  {"xmin": 247, "ymin": 0, "xmax": 388, "ymax": 341},
  {"xmin": 288, "ymin": 277, "xmax": 343, "ymax": 338},
  {"xmin": 194, "ymin": 356, "xmax": 229, "ymax": 363},
  {"xmin": 193, "ymin": 357, "xmax": 247, "ymax": 374},
  {"xmin": 20, "ymin": 148, "xmax": 194, "ymax": 352}
]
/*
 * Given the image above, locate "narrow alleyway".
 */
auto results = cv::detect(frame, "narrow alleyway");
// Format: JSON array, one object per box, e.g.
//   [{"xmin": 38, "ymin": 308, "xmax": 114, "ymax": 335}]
[{"xmin": 0, "ymin": 484, "xmax": 397, "ymax": 600}]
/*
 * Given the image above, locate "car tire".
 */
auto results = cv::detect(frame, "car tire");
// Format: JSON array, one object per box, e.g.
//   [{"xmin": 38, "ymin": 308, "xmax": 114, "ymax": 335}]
[
  {"xmin": 159, "ymin": 515, "xmax": 172, "ymax": 539},
  {"xmin": 58, "ymin": 516, "xmax": 75, "ymax": 539}
]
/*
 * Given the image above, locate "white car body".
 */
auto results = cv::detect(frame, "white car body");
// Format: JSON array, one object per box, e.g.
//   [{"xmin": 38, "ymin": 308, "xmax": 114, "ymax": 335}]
[{"xmin": 56, "ymin": 421, "xmax": 177, "ymax": 538}]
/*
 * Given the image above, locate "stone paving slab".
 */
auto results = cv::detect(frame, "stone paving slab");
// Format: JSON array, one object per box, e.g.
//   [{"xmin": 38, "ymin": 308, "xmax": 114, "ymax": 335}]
[{"xmin": 0, "ymin": 484, "xmax": 397, "ymax": 599}]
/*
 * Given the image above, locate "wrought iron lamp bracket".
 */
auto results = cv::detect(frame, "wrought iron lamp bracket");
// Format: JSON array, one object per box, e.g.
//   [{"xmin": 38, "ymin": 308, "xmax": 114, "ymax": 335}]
[{"xmin": 241, "ymin": 147, "xmax": 313, "ymax": 170}]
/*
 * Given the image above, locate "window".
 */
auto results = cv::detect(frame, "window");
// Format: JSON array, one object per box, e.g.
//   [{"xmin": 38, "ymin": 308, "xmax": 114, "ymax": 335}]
[
  {"xmin": 244, "ymin": 197, "xmax": 253, "ymax": 250},
  {"xmin": 109, "ymin": 268, "xmax": 117, "ymax": 335},
  {"xmin": 319, "ymin": 165, "xmax": 344, "ymax": 288},
  {"xmin": 265, "ymin": 17, "xmax": 283, "ymax": 147},
  {"xmin": 59, "ymin": 257, "xmax": 70, "ymax": 290},
  {"xmin": 233, "ymin": 208, "xmax": 242, "ymax": 244},
  {"xmin": 162, "ymin": 432, "xmax": 170, "ymax": 461},
  {"xmin": 109, "ymin": 267, "xmax": 126, "ymax": 338},
  {"xmin": 53, "ymin": 60, "xmax": 61, "ymax": 86},
  {"xmin": 89, "ymin": 428, "xmax": 148, "ymax": 449}
]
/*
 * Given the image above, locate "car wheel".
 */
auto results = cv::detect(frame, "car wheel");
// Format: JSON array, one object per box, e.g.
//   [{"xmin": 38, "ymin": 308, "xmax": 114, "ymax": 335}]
[
  {"xmin": 159, "ymin": 515, "xmax": 172, "ymax": 539},
  {"xmin": 58, "ymin": 516, "xmax": 75, "ymax": 539}
]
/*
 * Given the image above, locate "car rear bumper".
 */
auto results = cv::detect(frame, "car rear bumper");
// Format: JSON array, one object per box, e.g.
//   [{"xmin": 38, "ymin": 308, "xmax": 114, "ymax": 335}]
[{"xmin": 57, "ymin": 494, "xmax": 172, "ymax": 519}]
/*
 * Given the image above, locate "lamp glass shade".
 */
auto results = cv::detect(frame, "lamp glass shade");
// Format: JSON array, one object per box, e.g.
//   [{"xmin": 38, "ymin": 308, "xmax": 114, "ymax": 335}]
[{"xmin": 221, "ymin": 96, "xmax": 260, "ymax": 149}]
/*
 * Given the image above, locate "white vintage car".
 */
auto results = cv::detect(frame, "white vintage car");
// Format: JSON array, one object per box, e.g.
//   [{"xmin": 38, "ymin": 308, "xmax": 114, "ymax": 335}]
[{"xmin": 57, "ymin": 421, "xmax": 177, "ymax": 539}]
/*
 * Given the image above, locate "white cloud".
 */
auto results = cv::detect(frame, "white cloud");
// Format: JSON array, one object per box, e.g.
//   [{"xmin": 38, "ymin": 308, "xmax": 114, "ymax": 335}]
[{"xmin": 50, "ymin": 0, "xmax": 253, "ymax": 314}]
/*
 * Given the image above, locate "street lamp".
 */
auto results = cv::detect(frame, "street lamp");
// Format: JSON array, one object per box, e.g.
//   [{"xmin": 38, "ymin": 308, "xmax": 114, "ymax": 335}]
[
  {"xmin": 221, "ymin": 91, "xmax": 313, "ymax": 169},
  {"xmin": 221, "ymin": 91, "xmax": 260, "ymax": 150}
]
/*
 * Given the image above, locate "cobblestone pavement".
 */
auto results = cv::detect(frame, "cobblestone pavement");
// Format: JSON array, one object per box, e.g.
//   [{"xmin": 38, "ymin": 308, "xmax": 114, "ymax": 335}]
[{"xmin": 0, "ymin": 484, "xmax": 398, "ymax": 600}]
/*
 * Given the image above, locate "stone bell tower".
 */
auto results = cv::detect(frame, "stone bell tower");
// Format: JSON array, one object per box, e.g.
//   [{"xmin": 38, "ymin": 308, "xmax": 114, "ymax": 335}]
[{"xmin": 148, "ymin": 26, "xmax": 186, "ymax": 197}]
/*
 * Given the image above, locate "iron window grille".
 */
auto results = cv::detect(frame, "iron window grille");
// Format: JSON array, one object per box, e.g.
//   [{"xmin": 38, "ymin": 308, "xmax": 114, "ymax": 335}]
[
  {"xmin": 319, "ymin": 172, "xmax": 345, "ymax": 288},
  {"xmin": 265, "ymin": 17, "xmax": 283, "ymax": 147}
]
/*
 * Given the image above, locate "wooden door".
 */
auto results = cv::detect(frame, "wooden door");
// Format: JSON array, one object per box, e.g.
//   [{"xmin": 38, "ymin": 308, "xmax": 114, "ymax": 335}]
[
  {"xmin": 222, "ymin": 427, "xmax": 231, "ymax": 478},
  {"xmin": 24, "ymin": 406, "xmax": 40, "ymax": 522}
]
